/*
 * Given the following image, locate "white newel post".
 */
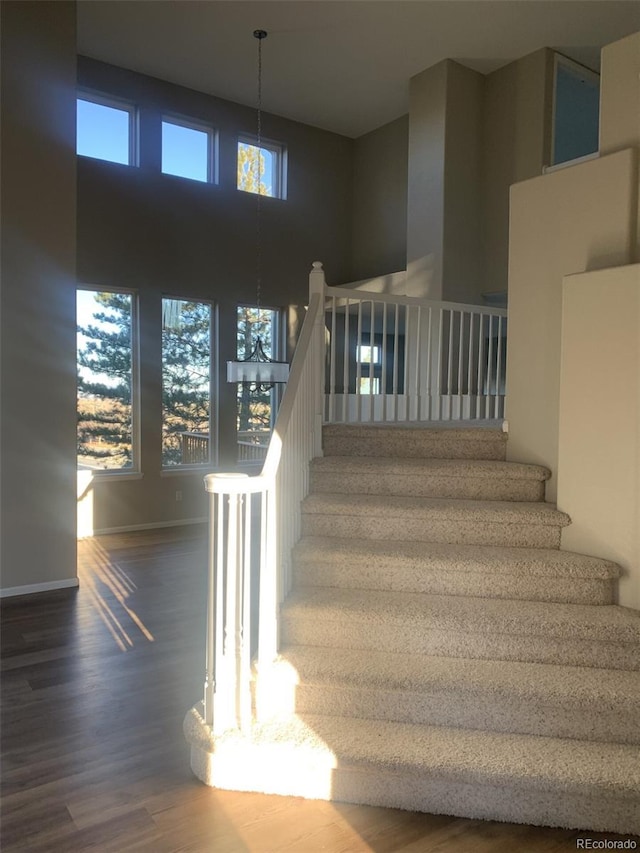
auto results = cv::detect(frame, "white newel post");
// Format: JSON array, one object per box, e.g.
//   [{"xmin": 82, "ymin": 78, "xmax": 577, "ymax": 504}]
[{"xmin": 203, "ymin": 472, "xmax": 252, "ymax": 736}]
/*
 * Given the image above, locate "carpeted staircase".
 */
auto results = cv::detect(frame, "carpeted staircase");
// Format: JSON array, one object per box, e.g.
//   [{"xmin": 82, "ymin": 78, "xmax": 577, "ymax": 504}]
[{"xmin": 186, "ymin": 424, "xmax": 640, "ymax": 835}]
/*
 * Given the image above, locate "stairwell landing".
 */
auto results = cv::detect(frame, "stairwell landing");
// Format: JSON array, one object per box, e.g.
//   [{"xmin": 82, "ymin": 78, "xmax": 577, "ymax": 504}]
[{"xmin": 185, "ymin": 423, "xmax": 640, "ymax": 836}]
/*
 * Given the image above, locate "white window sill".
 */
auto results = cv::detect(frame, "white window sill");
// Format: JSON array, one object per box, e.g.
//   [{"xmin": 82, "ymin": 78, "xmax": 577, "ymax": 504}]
[{"xmin": 78, "ymin": 471, "xmax": 144, "ymax": 483}]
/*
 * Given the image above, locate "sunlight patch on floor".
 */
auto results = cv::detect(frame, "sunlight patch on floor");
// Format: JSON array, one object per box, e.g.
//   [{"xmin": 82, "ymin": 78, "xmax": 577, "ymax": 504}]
[{"xmin": 78, "ymin": 539, "xmax": 155, "ymax": 651}]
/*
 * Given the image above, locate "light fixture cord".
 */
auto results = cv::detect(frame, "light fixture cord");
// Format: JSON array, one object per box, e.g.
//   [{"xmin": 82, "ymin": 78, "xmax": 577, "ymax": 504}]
[{"xmin": 254, "ymin": 30, "xmax": 266, "ymax": 311}]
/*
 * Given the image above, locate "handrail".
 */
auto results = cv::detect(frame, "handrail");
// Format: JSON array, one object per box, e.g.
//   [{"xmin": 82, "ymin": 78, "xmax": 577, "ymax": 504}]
[
  {"xmin": 262, "ymin": 291, "xmax": 322, "ymax": 480},
  {"xmin": 326, "ymin": 284, "xmax": 508, "ymax": 316}
]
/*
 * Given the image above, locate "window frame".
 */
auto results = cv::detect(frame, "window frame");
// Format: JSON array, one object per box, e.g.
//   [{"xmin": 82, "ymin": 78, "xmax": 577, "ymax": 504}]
[
  {"xmin": 161, "ymin": 295, "xmax": 217, "ymax": 471},
  {"xmin": 161, "ymin": 114, "xmax": 219, "ymax": 184},
  {"xmin": 76, "ymin": 90, "xmax": 139, "ymax": 167},
  {"xmin": 76, "ymin": 285, "xmax": 141, "ymax": 478},
  {"xmin": 237, "ymin": 134, "xmax": 287, "ymax": 199}
]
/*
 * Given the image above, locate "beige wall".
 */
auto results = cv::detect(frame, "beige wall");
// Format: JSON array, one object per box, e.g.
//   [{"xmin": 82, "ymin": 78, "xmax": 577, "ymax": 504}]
[
  {"xmin": 407, "ymin": 60, "xmax": 484, "ymax": 302},
  {"xmin": 407, "ymin": 61, "xmax": 448, "ymax": 299},
  {"xmin": 482, "ymin": 49, "xmax": 554, "ymax": 296},
  {"xmin": 600, "ymin": 31, "xmax": 640, "ymax": 157},
  {"xmin": 351, "ymin": 116, "xmax": 408, "ymax": 281},
  {"xmin": 405, "ymin": 51, "xmax": 552, "ymax": 304},
  {"xmin": 442, "ymin": 62, "xmax": 484, "ymax": 305},
  {"xmin": 1, "ymin": 1, "xmax": 78, "ymax": 593},
  {"xmin": 506, "ymin": 148, "xmax": 638, "ymax": 498},
  {"xmin": 557, "ymin": 265, "xmax": 640, "ymax": 609}
]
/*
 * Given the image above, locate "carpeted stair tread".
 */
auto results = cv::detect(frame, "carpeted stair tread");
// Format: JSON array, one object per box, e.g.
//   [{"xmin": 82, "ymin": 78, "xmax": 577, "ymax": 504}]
[
  {"xmin": 241, "ymin": 713, "xmax": 640, "ymax": 799},
  {"xmin": 273, "ymin": 645, "xmax": 640, "ymax": 708},
  {"xmin": 322, "ymin": 424, "xmax": 508, "ymax": 460},
  {"xmin": 283, "ymin": 587, "xmax": 640, "ymax": 644},
  {"xmin": 312, "ymin": 456, "xmax": 550, "ymax": 481},
  {"xmin": 293, "ymin": 537, "xmax": 620, "ymax": 580},
  {"xmin": 302, "ymin": 493, "xmax": 570, "ymax": 526}
]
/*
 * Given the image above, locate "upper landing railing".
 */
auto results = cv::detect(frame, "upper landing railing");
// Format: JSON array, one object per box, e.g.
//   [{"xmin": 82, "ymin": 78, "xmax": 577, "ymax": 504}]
[
  {"xmin": 198, "ymin": 262, "xmax": 508, "ymax": 735},
  {"xmin": 324, "ymin": 283, "xmax": 507, "ymax": 423}
]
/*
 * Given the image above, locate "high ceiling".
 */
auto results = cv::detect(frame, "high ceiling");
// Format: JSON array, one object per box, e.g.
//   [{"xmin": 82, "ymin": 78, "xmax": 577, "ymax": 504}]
[{"xmin": 77, "ymin": 1, "xmax": 640, "ymax": 138}]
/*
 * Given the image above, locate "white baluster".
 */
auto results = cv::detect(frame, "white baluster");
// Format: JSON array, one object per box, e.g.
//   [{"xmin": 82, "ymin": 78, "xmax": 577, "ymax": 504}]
[
  {"xmin": 476, "ymin": 314, "xmax": 484, "ymax": 419},
  {"xmin": 369, "ymin": 300, "xmax": 375, "ymax": 422},
  {"xmin": 240, "ymin": 491, "xmax": 252, "ymax": 731},
  {"xmin": 495, "ymin": 314, "xmax": 504, "ymax": 419},
  {"xmin": 329, "ymin": 296, "xmax": 336, "ymax": 423},
  {"xmin": 458, "ymin": 311, "xmax": 465, "ymax": 419},
  {"xmin": 393, "ymin": 303, "xmax": 399, "ymax": 421},
  {"xmin": 468, "ymin": 312, "xmax": 475, "ymax": 418},
  {"xmin": 343, "ymin": 298, "xmax": 350, "ymax": 423},
  {"xmin": 486, "ymin": 314, "xmax": 495, "ymax": 419},
  {"xmin": 381, "ymin": 302, "xmax": 388, "ymax": 422},
  {"xmin": 436, "ymin": 309, "xmax": 444, "ymax": 420},
  {"xmin": 356, "ymin": 300, "xmax": 363, "ymax": 422}
]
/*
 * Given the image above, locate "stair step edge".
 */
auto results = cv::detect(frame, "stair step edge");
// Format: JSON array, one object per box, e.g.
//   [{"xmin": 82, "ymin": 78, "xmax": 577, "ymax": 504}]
[
  {"xmin": 292, "ymin": 539, "xmax": 621, "ymax": 579},
  {"xmin": 311, "ymin": 457, "xmax": 551, "ymax": 481},
  {"xmin": 271, "ymin": 647, "xmax": 640, "ymax": 705},
  {"xmin": 302, "ymin": 494, "xmax": 571, "ymax": 527},
  {"xmin": 246, "ymin": 714, "xmax": 640, "ymax": 796},
  {"xmin": 283, "ymin": 589, "xmax": 640, "ymax": 643}
]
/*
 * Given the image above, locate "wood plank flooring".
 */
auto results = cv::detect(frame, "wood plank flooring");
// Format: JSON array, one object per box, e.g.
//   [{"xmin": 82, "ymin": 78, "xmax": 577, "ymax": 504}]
[{"xmin": 1, "ymin": 526, "xmax": 638, "ymax": 852}]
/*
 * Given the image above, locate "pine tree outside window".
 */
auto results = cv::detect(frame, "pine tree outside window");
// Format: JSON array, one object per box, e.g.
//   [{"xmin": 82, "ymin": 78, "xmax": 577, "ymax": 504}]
[
  {"xmin": 162, "ymin": 298, "xmax": 214, "ymax": 467},
  {"xmin": 77, "ymin": 289, "xmax": 138, "ymax": 471}
]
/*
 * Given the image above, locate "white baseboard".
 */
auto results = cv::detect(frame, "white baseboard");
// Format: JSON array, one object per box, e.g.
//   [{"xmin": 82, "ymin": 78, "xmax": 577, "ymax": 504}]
[
  {"xmin": 0, "ymin": 577, "xmax": 79, "ymax": 599},
  {"xmin": 88, "ymin": 517, "xmax": 207, "ymax": 537}
]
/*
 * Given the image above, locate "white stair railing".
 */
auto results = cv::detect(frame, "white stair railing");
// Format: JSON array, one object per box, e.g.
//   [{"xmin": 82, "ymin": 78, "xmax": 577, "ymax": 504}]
[
  {"xmin": 200, "ymin": 262, "xmax": 508, "ymax": 737},
  {"xmin": 324, "ymin": 286, "xmax": 507, "ymax": 423},
  {"xmin": 201, "ymin": 262, "xmax": 325, "ymax": 734}
]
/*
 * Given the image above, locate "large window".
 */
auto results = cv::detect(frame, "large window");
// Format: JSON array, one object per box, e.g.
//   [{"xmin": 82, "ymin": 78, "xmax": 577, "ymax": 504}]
[
  {"xmin": 236, "ymin": 306, "xmax": 281, "ymax": 462},
  {"xmin": 237, "ymin": 136, "xmax": 286, "ymax": 198},
  {"xmin": 161, "ymin": 117, "xmax": 217, "ymax": 183},
  {"xmin": 77, "ymin": 289, "xmax": 137, "ymax": 471},
  {"xmin": 162, "ymin": 299, "xmax": 214, "ymax": 467},
  {"xmin": 76, "ymin": 93, "xmax": 136, "ymax": 166}
]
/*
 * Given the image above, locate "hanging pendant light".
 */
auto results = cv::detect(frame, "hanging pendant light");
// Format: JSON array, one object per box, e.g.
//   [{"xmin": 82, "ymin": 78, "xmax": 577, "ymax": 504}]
[{"xmin": 227, "ymin": 29, "xmax": 289, "ymax": 391}]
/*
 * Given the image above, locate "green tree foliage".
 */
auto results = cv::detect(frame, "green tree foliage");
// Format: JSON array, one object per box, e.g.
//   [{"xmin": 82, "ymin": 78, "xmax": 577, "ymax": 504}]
[
  {"xmin": 237, "ymin": 143, "xmax": 272, "ymax": 196},
  {"xmin": 77, "ymin": 291, "xmax": 133, "ymax": 469},
  {"xmin": 78, "ymin": 295, "xmax": 278, "ymax": 469},
  {"xmin": 162, "ymin": 300, "xmax": 211, "ymax": 465}
]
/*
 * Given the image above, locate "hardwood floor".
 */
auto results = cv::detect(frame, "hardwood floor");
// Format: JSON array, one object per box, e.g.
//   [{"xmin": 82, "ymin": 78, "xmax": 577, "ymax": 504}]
[{"xmin": 1, "ymin": 526, "xmax": 637, "ymax": 852}]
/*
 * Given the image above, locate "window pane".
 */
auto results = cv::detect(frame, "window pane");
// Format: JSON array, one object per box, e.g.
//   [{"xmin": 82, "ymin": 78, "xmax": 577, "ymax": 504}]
[
  {"xmin": 77, "ymin": 290, "xmax": 134, "ymax": 469},
  {"xmin": 162, "ymin": 121, "xmax": 210, "ymax": 182},
  {"xmin": 77, "ymin": 99, "xmax": 131, "ymax": 165},
  {"xmin": 162, "ymin": 299, "xmax": 212, "ymax": 466},
  {"xmin": 237, "ymin": 142, "xmax": 275, "ymax": 197},
  {"xmin": 236, "ymin": 307, "xmax": 278, "ymax": 462},
  {"xmin": 359, "ymin": 377, "xmax": 380, "ymax": 395},
  {"xmin": 553, "ymin": 62, "xmax": 600, "ymax": 165},
  {"xmin": 357, "ymin": 345, "xmax": 381, "ymax": 364}
]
